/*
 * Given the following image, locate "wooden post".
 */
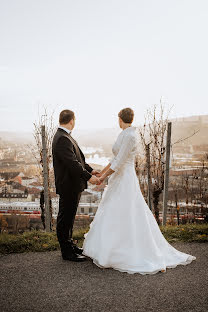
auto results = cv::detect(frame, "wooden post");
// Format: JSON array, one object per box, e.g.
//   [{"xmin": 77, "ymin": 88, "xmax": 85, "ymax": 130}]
[
  {"xmin": 175, "ymin": 191, "xmax": 180, "ymax": 225},
  {"xmin": 177, "ymin": 206, "xmax": 180, "ymax": 226},
  {"xmin": 41, "ymin": 125, "xmax": 51, "ymax": 232},
  {"xmin": 162, "ymin": 122, "xmax": 172, "ymax": 226},
  {"xmin": 146, "ymin": 143, "xmax": 152, "ymax": 211}
]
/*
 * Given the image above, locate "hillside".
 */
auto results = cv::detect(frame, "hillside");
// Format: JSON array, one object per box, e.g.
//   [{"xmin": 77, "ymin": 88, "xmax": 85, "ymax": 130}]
[
  {"xmin": 0, "ymin": 114, "xmax": 207, "ymax": 150},
  {"xmin": 171, "ymin": 115, "xmax": 208, "ymax": 147}
]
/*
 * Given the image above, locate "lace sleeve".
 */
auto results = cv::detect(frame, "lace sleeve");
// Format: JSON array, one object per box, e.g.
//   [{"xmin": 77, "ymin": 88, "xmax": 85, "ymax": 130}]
[{"xmin": 110, "ymin": 134, "xmax": 135, "ymax": 172}]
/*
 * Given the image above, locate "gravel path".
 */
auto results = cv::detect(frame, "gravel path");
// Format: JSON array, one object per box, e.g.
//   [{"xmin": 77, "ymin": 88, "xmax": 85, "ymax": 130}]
[{"xmin": 0, "ymin": 242, "xmax": 207, "ymax": 312}]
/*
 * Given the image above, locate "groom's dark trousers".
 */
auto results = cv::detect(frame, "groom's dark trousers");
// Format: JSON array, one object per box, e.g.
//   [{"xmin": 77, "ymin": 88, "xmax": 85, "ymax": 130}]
[
  {"xmin": 52, "ymin": 127, "xmax": 93, "ymax": 256},
  {"xmin": 57, "ymin": 191, "xmax": 82, "ymax": 252}
]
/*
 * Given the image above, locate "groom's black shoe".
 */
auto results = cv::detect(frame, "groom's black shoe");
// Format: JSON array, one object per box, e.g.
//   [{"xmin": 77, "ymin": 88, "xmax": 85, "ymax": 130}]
[
  {"xmin": 71, "ymin": 243, "xmax": 83, "ymax": 255},
  {"xmin": 62, "ymin": 252, "xmax": 86, "ymax": 262}
]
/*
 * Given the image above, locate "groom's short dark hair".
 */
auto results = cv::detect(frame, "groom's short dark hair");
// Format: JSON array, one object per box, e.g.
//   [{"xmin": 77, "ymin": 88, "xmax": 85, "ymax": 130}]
[
  {"xmin": 59, "ymin": 110, "xmax": 75, "ymax": 124},
  {"xmin": 118, "ymin": 108, "xmax": 134, "ymax": 123}
]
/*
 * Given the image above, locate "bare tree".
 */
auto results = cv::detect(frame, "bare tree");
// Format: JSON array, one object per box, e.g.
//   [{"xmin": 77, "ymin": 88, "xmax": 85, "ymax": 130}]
[
  {"xmin": 135, "ymin": 154, "xmax": 148, "ymax": 199},
  {"xmin": 195, "ymin": 154, "xmax": 208, "ymax": 207},
  {"xmin": 138, "ymin": 102, "xmax": 171, "ymax": 225},
  {"xmin": 32, "ymin": 107, "xmax": 56, "ymax": 230},
  {"xmin": 171, "ymin": 180, "xmax": 180, "ymax": 225},
  {"xmin": 138, "ymin": 100, "xmax": 203, "ymax": 225}
]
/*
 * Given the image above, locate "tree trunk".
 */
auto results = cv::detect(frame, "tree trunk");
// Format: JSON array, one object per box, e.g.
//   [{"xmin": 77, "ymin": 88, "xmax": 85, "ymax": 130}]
[
  {"xmin": 153, "ymin": 189, "xmax": 162, "ymax": 225},
  {"xmin": 40, "ymin": 190, "xmax": 45, "ymax": 229}
]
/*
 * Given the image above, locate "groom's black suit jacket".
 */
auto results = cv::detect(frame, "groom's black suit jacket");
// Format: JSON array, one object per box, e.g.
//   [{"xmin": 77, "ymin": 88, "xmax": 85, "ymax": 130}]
[{"xmin": 52, "ymin": 128, "xmax": 93, "ymax": 195}]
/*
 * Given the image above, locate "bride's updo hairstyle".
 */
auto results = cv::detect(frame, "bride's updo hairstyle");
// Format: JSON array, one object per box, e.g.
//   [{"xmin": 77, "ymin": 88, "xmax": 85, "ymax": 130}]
[{"xmin": 118, "ymin": 107, "xmax": 134, "ymax": 124}]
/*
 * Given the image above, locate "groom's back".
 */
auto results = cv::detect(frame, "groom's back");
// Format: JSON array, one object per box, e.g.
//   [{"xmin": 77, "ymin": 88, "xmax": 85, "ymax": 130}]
[
  {"xmin": 52, "ymin": 129, "xmax": 66, "ymax": 195},
  {"xmin": 52, "ymin": 129, "xmax": 77, "ymax": 195},
  {"xmin": 52, "ymin": 129, "xmax": 87, "ymax": 195}
]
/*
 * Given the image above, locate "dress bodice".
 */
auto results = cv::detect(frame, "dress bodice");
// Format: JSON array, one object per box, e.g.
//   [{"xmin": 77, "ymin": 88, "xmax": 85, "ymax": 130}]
[{"xmin": 110, "ymin": 126, "xmax": 138, "ymax": 172}]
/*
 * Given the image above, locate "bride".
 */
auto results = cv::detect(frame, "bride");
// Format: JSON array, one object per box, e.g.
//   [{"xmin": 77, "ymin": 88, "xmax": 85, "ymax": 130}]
[{"xmin": 82, "ymin": 108, "xmax": 196, "ymax": 275}]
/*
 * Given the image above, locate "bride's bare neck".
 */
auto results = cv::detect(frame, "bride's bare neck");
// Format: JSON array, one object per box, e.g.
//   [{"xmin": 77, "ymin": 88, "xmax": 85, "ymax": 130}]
[{"xmin": 122, "ymin": 123, "xmax": 132, "ymax": 130}]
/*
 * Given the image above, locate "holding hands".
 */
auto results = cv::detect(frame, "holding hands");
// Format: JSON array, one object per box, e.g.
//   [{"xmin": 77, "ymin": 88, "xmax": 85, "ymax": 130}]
[
  {"xmin": 89, "ymin": 165, "xmax": 114, "ymax": 186},
  {"xmin": 89, "ymin": 175, "xmax": 100, "ymax": 185},
  {"xmin": 91, "ymin": 170, "xmax": 101, "ymax": 177},
  {"xmin": 89, "ymin": 170, "xmax": 106, "ymax": 185}
]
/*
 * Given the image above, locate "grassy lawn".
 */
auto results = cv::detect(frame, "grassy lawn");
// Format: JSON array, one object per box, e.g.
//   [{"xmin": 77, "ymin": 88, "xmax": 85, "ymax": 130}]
[
  {"xmin": 160, "ymin": 223, "xmax": 208, "ymax": 243},
  {"xmin": 0, "ymin": 223, "xmax": 207, "ymax": 254}
]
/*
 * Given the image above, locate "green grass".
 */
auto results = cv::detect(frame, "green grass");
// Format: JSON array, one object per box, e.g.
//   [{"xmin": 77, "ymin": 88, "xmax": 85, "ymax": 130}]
[
  {"xmin": 160, "ymin": 223, "xmax": 208, "ymax": 243},
  {"xmin": 0, "ymin": 223, "xmax": 207, "ymax": 254},
  {"xmin": 0, "ymin": 228, "xmax": 88, "ymax": 254}
]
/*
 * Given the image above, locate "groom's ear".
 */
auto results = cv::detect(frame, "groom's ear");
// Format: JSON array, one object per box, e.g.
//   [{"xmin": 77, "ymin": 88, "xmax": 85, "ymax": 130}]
[{"xmin": 69, "ymin": 118, "xmax": 75, "ymax": 128}]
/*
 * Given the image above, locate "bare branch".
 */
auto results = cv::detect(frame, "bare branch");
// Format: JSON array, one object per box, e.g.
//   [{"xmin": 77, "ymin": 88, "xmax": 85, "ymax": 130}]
[{"xmin": 172, "ymin": 129, "xmax": 200, "ymax": 146}]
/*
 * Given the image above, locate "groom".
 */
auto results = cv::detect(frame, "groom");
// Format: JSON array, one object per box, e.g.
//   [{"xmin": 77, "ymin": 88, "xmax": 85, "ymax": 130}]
[{"xmin": 52, "ymin": 109, "xmax": 100, "ymax": 261}]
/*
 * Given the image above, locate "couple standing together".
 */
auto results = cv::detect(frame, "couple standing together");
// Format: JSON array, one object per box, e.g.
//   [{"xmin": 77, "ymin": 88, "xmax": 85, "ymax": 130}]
[{"xmin": 52, "ymin": 108, "xmax": 196, "ymax": 275}]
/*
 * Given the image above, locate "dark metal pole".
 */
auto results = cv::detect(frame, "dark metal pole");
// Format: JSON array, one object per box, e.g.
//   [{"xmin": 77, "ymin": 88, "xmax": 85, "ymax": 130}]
[
  {"xmin": 162, "ymin": 122, "xmax": 172, "ymax": 225},
  {"xmin": 146, "ymin": 143, "xmax": 152, "ymax": 211}
]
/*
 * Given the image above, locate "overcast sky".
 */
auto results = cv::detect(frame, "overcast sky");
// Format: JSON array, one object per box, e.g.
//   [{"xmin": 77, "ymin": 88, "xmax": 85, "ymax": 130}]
[{"xmin": 0, "ymin": 0, "xmax": 208, "ymax": 132}]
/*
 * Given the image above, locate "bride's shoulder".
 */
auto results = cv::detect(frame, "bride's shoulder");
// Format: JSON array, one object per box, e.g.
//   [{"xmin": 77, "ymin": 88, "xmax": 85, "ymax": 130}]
[
  {"xmin": 124, "ymin": 127, "xmax": 137, "ymax": 138},
  {"xmin": 122, "ymin": 127, "xmax": 138, "ymax": 146}
]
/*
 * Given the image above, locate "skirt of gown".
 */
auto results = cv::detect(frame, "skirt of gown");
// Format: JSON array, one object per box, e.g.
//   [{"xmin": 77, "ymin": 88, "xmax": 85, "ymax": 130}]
[{"xmin": 82, "ymin": 162, "xmax": 196, "ymax": 275}]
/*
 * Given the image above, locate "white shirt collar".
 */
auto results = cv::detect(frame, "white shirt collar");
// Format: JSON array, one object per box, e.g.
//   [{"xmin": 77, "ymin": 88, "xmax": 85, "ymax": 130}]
[{"xmin": 58, "ymin": 126, "xmax": 71, "ymax": 135}]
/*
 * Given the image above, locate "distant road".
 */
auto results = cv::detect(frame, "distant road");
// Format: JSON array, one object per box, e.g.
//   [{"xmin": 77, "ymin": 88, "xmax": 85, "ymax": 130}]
[{"xmin": 0, "ymin": 242, "xmax": 207, "ymax": 312}]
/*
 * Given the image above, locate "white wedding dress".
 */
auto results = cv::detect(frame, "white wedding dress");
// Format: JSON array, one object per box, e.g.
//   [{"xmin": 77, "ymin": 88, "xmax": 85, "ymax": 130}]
[{"xmin": 82, "ymin": 126, "xmax": 196, "ymax": 275}]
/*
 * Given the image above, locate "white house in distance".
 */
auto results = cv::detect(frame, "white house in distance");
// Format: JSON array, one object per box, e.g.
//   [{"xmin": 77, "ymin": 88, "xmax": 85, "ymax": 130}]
[
  {"xmin": 21, "ymin": 176, "xmax": 38, "ymax": 187},
  {"xmin": 77, "ymin": 202, "xmax": 98, "ymax": 216}
]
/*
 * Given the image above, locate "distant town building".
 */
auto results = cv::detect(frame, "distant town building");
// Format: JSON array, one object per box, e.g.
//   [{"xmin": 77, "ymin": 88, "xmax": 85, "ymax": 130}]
[
  {"xmin": 0, "ymin": 172, "xmax": 20, "ymax": 180},
  {"xmin": 0, "ymin": 193, "xmax": 34, "ymax": 202},
  {"xmin": 21, "ymin": 176, "xmax": 37, "ymax": 187},
  {"xmin": 79, "ymin": 190, "xmax": 99, "ymax": 203},
  {"xmin": 77, "ymin": 202, "xmax": 98, "ymax": 215},
  {"xmin": 0, "ymin": 200, "xmax": 40, "ymax": 213}
]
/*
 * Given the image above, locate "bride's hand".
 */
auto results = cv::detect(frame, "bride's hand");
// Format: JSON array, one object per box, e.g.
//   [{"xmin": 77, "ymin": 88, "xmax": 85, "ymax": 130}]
[
  {"xmin": 91, "ymin": 170, "xmax": 102, "ymax": 177},
  {"xmin": 99, "ymin": 175, "xmax": 105, "ymax": 183},
  {"xmin": 94, "ymin": 176, "xmax": 105, "ymax": 185},
  {"xmin": 95, "ymin": 172, "xmax": 102, "ymax": 177}
]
